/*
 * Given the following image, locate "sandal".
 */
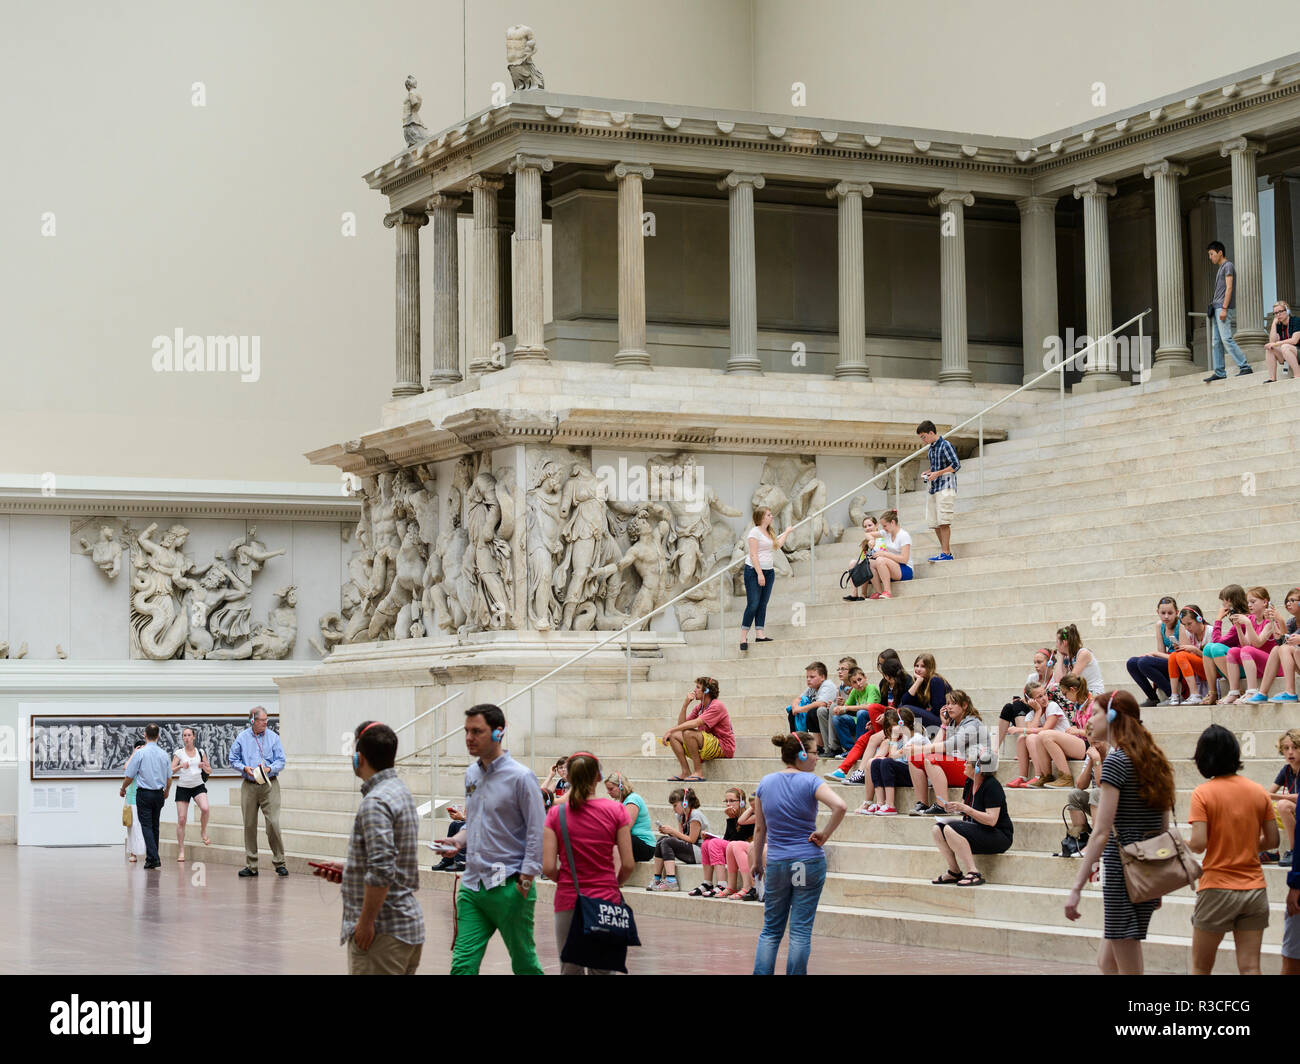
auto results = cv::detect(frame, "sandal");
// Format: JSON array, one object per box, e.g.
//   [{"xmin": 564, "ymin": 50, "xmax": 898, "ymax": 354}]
[
  {"xmin": 931, "ymin": 869, "xmax": 963, "ymax": 884},
  {"xmin": 739, "ymin": 641, "xmax": 748, "ymax": 652},
  {"xmin": 733, "ymin": 887, "xmax": 759, "ymax": 901},
  {"xmin": 709, "ymin": 883, "xmax": 731, "ymax": 897},
  {"xmin": 687, "ymin": 883, "xmax": 714, "ymax": 897},
  {"xmin": 956, "ymin": 871, "xmax": 986, "ymax": 886},
  {"xmin": 680, "ymin": 775, "xmax": 705, "ymax": 782}
]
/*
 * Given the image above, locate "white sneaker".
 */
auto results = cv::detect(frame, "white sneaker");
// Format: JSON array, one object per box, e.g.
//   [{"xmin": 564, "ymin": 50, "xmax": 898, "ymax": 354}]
[
  {"xmin": 1183, "ymin": 694, "xmax": 1204, "ymax": 705},
  {"xmin": 865, "ymin": 803, "xmax": 880, "ymax": 814},
  {"xmin": 1167, "ymin": 695, "xmax": 1181, "ymax": 706}
]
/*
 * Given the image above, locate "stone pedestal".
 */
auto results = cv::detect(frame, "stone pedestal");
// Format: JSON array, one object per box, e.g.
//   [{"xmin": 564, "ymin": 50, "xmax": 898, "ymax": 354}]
[
  {"xmin": 469, "ymin": 175, "xmax": 505, "ymax": 374},
  {"xmin": 828, "ymin": 181, "xmax": 872, "ymax": 380},
  {"xmin": 425, "ymin": 194, "xmax": 462, "ymax": 387},
  {"xmin": 718, "ymin": 171, "xmax": 765, "ymax": 375},
  {"xmin": 607, "ymin": 162, "xmax": 654, "ymax": 368},
  {"xmin": 510, "ymin": 153, "xmax": 553, "ymax": 362},
  {"xmin": 1016, "ymin": 196, "xmax": 1059, "ymax": 386},
  {"xmin": 383, "ymin": 209, "xmax": 429, "ymax": 398},
  {"xmin": 1221, "ymin": 137, "xmax": 1267, "ymax": 361},
  {"xmin": 1071, "ymin": 180, "xmax": 1125, "ymax": 393},
  {"xmin": 928, "ymin": 190, "xmax": 975, "ymax": 386},
  {"xmin": 1142, "ymin": 161, "xmax": 1196, "ymax": 380}
]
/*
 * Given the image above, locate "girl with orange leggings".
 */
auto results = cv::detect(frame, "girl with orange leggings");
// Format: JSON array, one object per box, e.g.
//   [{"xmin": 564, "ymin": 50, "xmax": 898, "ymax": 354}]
[{"xmin": 1167, "ymin": 605, "xmax": 1210, "ymax": 706}]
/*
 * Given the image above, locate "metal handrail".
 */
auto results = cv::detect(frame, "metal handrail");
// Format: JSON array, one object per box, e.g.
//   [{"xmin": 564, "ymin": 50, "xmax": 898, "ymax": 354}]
[
  {"xmin": 411, "ymin": 308, "xmax": 1152, "ymax": 815},
  {"xmin": 393, "ymin": 690, "xmax": 462, "ymax": 738}
]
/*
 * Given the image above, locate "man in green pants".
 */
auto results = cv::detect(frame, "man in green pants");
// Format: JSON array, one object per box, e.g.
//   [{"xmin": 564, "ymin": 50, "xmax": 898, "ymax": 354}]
[{"xmin": 437, "ymin": 703, "xmax": 545, "ymax": 975}]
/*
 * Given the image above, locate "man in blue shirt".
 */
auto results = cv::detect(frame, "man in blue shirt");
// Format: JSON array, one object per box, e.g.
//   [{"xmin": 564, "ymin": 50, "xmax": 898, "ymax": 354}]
[
  {"xmin": 916, "ymin": 420, "xmax": 960, "ymax": 562},
  {"xmin": 119, "ymin": 723, "xmax": 172, "ymax": 869},
  {"xmin": 436, "ymin": 703, "xmax": 545, "ymax": 975},
  {"xmin": 1203, "ymin": 241, "xmax": 1252, "ymax": 382},
  {"xmin": 229, "ymin": 706, "xmax": 287, "ymax": 877},
  {"xmin": 1264, "ymin": 300, "xmax": 1300, "ymax": 383}
]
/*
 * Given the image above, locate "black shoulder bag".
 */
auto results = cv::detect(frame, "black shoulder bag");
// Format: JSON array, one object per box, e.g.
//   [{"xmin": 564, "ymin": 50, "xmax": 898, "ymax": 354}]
[
  {"xmin": 558, "ymin": 804, "xmax": 640, "ymax": 973},
  {"xmin": 199, "ymin": 749, "xmax": 210, "ymax": 783}
]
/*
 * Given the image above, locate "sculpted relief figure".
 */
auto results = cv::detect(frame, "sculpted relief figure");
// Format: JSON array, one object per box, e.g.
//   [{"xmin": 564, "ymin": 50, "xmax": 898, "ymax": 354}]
[
  {"xmin": 368, "ymin": 525, "xmax": 426, "ymax": 640},
  {"xmin": 464, "ymin": 469, "xmax": 515, "ymax": 631},
  {"xmin": 525, "ymin": 460, "xmax": 565, "ymax": 630},
  {"xmin": 595, "ymin": 509, "xmax": 669, "ymax": 631},
  {"xmin": 752, "ymin": 456, "xmax": 830, "ymax": 560},
  {"xmin": 310, "ymin": 612, "xmax": 345, "ymax": 657},
  {"xmin": 129, "ymin": 523, "xmax": 192, "ymax": 660},
  {"xmin": 178, "ymin": 564, "xmax": 247, "ymax": 659},
  {"xmin": 210, "ymin": 586, "xmax": 298, "ymax": 660},
  {"xmin": 506, "ymin": 25, "xmax": 545, "ymax": 90},
  {"xmin": 79, "ymin": 526, "xmax": 125, "ymax": 579},
  {"xmin": 646, "ymin": 453, "xmax": 742, "ymax": 589},
  {"xmin": 556, "ymin": 462, "xmax": 625, "ymax": 631}
]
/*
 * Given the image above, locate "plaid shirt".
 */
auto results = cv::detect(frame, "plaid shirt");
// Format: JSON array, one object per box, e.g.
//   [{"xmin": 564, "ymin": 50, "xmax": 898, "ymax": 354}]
[
  {"xmin": 927, "ymin": 436, "xmax": 960, "ymax": 494},
  {"xmin": 340, "ymin": 767, "xmax": 425, "ymax": 946}
]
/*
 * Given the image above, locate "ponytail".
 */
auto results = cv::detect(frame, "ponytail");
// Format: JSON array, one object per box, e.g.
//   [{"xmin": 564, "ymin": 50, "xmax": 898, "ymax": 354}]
[{"xmin": 771, "ymin": 732, "xmax": 815, "ymax": 766}]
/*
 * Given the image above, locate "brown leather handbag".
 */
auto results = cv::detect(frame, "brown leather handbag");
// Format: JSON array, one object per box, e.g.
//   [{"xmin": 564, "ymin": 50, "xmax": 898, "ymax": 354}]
[{"xmin": 1112, "ymin": 815, "xmax": 1201, "ymax": 903}]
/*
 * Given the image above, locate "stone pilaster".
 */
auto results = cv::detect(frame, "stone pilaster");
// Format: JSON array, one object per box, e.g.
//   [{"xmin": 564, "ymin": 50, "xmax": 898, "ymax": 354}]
[
  {"xmin": 718, "ymin": 171, "xmax": 765, "ymax": 375},
  {"xmin": 425, "ymin": 194, "xmax": 462, "ymax": 387},
  {"xmin": 1015, "ymin": 196, "xmax": 1059, "ymax": 386},
  {"xmin": 1071, "ymin": 180, "xmax": 1123, "ymax": 393},
  {"xmin": 382, "ymin": 208, "xmax": 428, "ymax": 398},
  {"xmin": 827, "ymin": 181, "xmax": 873, "ymax": 380},
  {"xmin": 509, "ymin": 153, "xmax": 553, "ymax": 362},
  {"xmin": 495, "ymin": 222, "xmax": 514, "ymax": 345},
  {"xmin": 607, "ymin": 162, "xmax": 655, "ymax": 368},
  {"xmin": 468, "ymin": 174, "xmax": 505, "ymax": 374},
  {"xmin": 1220, "ymin": 137, "xmax": 1267, "ymax": 360},
  {"xmin": 1142, "ymin": 161, "xmax": 1195, "ymax": 379},
  {"xmin": 928, "ymin": 190, "xmax": 975, "ymax": 386},
  {"xmin": 1269, "ymin": 173, "xmax": 1297, "ymax": 306}
]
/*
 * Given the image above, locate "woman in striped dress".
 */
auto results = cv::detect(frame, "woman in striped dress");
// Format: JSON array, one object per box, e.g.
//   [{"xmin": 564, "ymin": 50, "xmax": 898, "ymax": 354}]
[{"xmin": 1064, "ymin": 690, "xmax": 1174, "ymax": 975}]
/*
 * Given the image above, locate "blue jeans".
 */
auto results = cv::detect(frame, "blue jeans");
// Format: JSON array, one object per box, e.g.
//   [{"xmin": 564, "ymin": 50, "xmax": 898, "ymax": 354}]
[
  {"xmin": 753, "ymin": 856, "xmax": 827, "ymax": 975},
  {"xmin": 1126, "ymin": 655, "xmax": 1172, "ymax": 700},
  {"xmin": 1209, "ymin": 307, "xmax": 1249, "ymax": 375},
  {"xmin": 833, "ymin": 713, "xmax": 867, "ymax": 751},
  {"xmin": 742, "ymin": 566, "xmax": 775, "ymax": 630}
]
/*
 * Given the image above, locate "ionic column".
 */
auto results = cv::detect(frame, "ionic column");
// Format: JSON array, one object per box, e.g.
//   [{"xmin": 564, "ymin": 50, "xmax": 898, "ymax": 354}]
[
  {"xmin": 606, "ymin": 162, "xmax": 655, "ymax": 368},
  {"xmin": 382, "ymin": 208, "xmax": 428, "ymax": 397},
  {"xmin": 1016, "ymin": 195, "xmax": 1059, "ymax": 386},
  {"xmin": 425, "ymin": 194, "xmax": 462, "ymax": 387},
  {"xmin": 1071, "ymin": 180, "xmax": 1123, "ymax": 392},
  {"xmin": 827, "ymin": 181, "xmax": 873, "ymax": 380},
  {"xmin": 468, "ymin": 174, "xmax": 505, "ymax": 373},
  {"xmin": 718, "ymin": 171, "xmax": 765, "ymax": 375},
  {"xmin": 928, "ymin": 190, "xmax": 975, "ymax": 386},
  {"xmin": 1220, "ymin": 137, "xmax": 1267, "ymax": 360},
  {"xmin": 1142, "ymin": 161, "xmax": 1194, "ymax": 378},
  {"xmin": 1269, "ymin": 173, "xmax": 1296, "ymax": 305},
  {"xmin": 509, "ymin": 153, "xmax": 553, "ymax": 362}
]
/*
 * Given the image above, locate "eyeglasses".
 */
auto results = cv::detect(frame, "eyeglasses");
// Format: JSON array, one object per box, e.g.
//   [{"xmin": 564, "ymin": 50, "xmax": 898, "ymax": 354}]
[{"xmin": 1287, "ymin": 598, "xmax": 1300, "ymax": 606}]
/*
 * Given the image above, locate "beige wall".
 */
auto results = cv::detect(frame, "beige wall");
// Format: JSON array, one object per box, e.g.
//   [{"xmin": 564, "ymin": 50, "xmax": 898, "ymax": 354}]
[{"xmin": 1, "ymin": 0, "xmax": 1288, "ymax": 484}]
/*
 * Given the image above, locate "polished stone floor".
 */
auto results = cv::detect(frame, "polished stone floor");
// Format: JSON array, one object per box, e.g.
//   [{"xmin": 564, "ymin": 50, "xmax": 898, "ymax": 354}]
[{"xmin": 0, "ymin": 846, "xmax": 1096, "ymax": 975}]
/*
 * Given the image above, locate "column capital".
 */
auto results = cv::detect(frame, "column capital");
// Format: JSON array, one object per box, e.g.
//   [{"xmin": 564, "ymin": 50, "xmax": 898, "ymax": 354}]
[
  {"xmin": 1014, "ymin": 195, "xmax": 1058, "ymax": 215},
  {"xmin": 826, "ymin": 180, "xmax": 874, "ymax": 200},
  {"xmin": 425, "ymin": 193, "xmax": 462, "ymax": 211},
  {"xmin": 1220, "ymin": 136, "xmax": 1265, "ymax": 158},
  {"xmin": 1072, "ymin": 180, "xmax": 1116, "ymax": 200},
  {"xmin": 717, "ymin": 171, "xmax": 765, "ymax": 191},
  {"xmin": 1142, "ymin": 159, "xmax": 1188, "ymax": 180},
  {"xmin": 1266, "ymin": 171, "xmax": 1297, "ymax": 188},
  {"xmin": 467, "ymin": 173, "xmax": 506, "ymax": 193},
  {"xmin": 508, "ymin": 153, "xmax": 554, "ymax": 174},
  {"xmin": 383, "ymin": 208, "xmax": 429, "ymax": 229},
  {"xmin": 928, "ymin": 189, "xmax": 974, "ymax": 209},
  {"xmin": 606, "ymin": 162, "xmax": 654, "ymax": 182}
]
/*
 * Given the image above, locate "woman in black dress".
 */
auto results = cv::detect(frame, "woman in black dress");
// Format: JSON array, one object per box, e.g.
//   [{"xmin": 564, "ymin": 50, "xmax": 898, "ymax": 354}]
[
  {"xmin": 929, "ymin": 746, "xmax": 1012, "ymax": 886},
  {"xmin": 1064, "ymin": 690, "xmax": 1175, "ymax": 975}
]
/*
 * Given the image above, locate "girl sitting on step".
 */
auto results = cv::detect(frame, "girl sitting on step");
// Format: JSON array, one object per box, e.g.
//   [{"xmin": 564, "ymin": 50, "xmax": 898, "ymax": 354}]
[
  {"xmin": 1125, "ymin": 595, "xmax": 1180, "ymax": 707},
  {"xmin": 1202, "ymin": 584, "xmax": 1249, "ymax": 704},
  {"xmin": 843, "ymin": 515, "xmax": 884, "ymax": 601},
  {"xmin": 859, "ymin": 709, "xmax": 924, "ymax": 815},
  {"xmin": 1028, "ymin": 675, "xmax": 1094, "ymax": 789},
  {"xmin": 1004, "ymin": 681, "xmax": 1060, "ymax": 788},
  {"xmin": 648, "ymin": 787, "xmax": 710, "ymax": 892},
  {"xmin": 866, "ymin": 510, "xmax": 913, "ymax": 599},
  {"xmin": 998, "ymin": 648, "xmax": 1053, "ymax": 748},
  {"xmin": 1219, "ymin": 586, "xmax": 1277, "ymax": 704},
  {"xmin": 693, "ymin": 787, "xmax": 756, "ymax": 898},
  {"xmin": 1049, "ymin": 623, "xmax": 1105, "ymax": 699},
  {"xmin": 1246, "ymin": 587, "xmax": 1300, "ymax": 703},
  {"xmin": 1168, "ymin": 605, "xmax": 1211, "ymax": 705},
  {"xmin": 826, "ymin": 657, "xmax": 910, "ymax": 783},
  {"xmin": 901, "ymin": 652, "xmax": 950, "ymax": 731}
]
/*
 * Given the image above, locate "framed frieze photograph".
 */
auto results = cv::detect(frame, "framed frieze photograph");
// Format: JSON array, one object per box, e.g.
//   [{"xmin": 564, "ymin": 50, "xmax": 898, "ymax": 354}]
[{"xmin": 28, "ymin": 714, "xmax": 281, "ymax": 780}]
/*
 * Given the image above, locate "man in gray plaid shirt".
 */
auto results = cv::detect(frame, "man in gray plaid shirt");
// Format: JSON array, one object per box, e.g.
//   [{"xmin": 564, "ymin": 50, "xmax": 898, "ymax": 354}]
[{"xmin": 313, "ymin": 720, "xmax": 425, "ymax": 974}]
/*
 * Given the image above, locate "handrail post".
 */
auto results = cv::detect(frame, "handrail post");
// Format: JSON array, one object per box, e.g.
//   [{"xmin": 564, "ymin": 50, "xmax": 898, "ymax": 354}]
[
  {"xmin": 1138, "ymin": 313, "xmax": 1146, "ymax": 394},
  {"xmin": 809, "ymin": 531, "xmax": 816, "ymax": 602},
  {"xmin": 978, "ymin": 415, "xmax": 984, "ymax": 500},
  {"xmin": 718, "ymin": 571, "xmax": 725, "ymax": 657},
  {"xmin": 431, "ymin": 708, "xmax": 439, "ymax": 845},
  {"xmin": 529, "ymin": 686, "xmax": 535, "ymax": 774},
  {"xmin": 625, "ymin": 627, "xmax": 632, "ymax": 718},
  {"xmin": 1059, "ymin": 356, "xmax": 1066, "ymax": 444},
  {"xmin": 894, "ymin": 465, "xmax": 900, "ymax": 511}
]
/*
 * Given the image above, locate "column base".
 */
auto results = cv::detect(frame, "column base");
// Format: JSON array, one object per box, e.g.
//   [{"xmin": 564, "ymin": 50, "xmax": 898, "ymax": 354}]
[
  {"xmin": 1235, "ymin": 330, "xmax": 1267, "ymax": 364},
  {"xmin": 392, "ymin": 381, "xmax": 422, "ymax": 398},
  {"xmin": 833, "ymin": 363, "xmax": 871, "ymax": 381},
  {"xmin": 614, "ymin": 349, "xmax": 651, "ymax": 369},
  {"xmin": 1072, "ymin": 373, "xmax": 1127, "ymax": 394},
  {"xmin": 1147, "ymin": 350, "xmax": 1197, "ymax": 380},
  {"xmin": 937, "ymin": 370, "xmax": 974, "ymax": 386},
  {"xmin": 426, "ymin": 371, "xmax": 464, "ymax": 388},
  {"xmin": 511, "ymin": 344, "xmax": 550, "ymax": 362},
  {"xmin": 724, "ymin": 354, "xmax": 763, "ymax": 375}
]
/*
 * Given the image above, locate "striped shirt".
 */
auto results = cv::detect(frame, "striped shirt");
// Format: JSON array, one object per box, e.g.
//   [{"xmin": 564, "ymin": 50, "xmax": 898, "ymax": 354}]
[
  {"xmin": 927, "ymin": 436, "xmax": 960, "ymax": 494},
  {"xmin": 340, "ymin": 767, "xmax": 425, "ymax": 946}
]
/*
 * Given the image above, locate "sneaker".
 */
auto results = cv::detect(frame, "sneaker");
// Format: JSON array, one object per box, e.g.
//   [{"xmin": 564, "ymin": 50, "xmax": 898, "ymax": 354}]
[
  {"xmin": 1269, "ymin": 692, "xmax": 1299, "ymax": 703},
  {"xmin": 1140, "ymin": 696, "xmax": 1159, "ymax": 708},
  {"xmin": 1166, "ymin": 695, "xmax": 1182, "ymax": 707},
  {"xmin": 1237, "ymin": 365, "xmax": 1254, "ymax": 376},
  {"xmin": 845, "ymin": 770, "xmax": 866, "ymax": 785},
  {"xmin": 863, "ymin": 802, "xmax": 881, "ymax": 814},
  {"xmin": 1243, "ymin": 691, "xmax": 1269, "ymax": 704},
  {"xmin": 1284, "ymin": 851, "xmax": 1295, "ymax": 865},
  {"xmin": 653, "ymin": 877, "xmax": 681, "ymax": 891},
  {"xmin": 927, "ymin": 553, "xmax": 954, "ymax": 562},
  {"xmin": 874, "ymin": 805, "xmax": 899, "ymax": 816},
  {"xmin": 646, "ymin": 877, "xmax": 662, "ymax": 891},
  {"xmin": 1005, "ymin": 776, "xmax": 1029, "ymax": 788},
  {"xmin": 1203, "ymin": 373, "xmax": 1226, "ymax": 383},
  {"xmin": 1026, "ymin": 774, "xmax": 1052, "ymax": 788},
  {"xmin": 920, "ymin": 803, "xmax": 947, "ymax": 816},
  {"xmin": 1183, "ymin": 694, "xmax": 1205, "ymax": 705},
  {"xmin": 1045, "ymin": 772, "xmax": 1075, "ymax": 788},
  {"xmin": 909, "ymin": 802, "xmax": 928, "ymax": 816},
  {"xmin": 826, "ymin": 770, "xmax": 847, "ymax": 781},
  {"xmin": 1260, "ymin": 851, "xmax": 1280, "ymax": 864}
]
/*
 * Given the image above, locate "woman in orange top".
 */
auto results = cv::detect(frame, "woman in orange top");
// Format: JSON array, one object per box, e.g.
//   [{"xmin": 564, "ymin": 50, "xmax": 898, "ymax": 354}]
[{"xmin": 1186, "ymin": 724, "xmax": 1278, "ymax": 975}]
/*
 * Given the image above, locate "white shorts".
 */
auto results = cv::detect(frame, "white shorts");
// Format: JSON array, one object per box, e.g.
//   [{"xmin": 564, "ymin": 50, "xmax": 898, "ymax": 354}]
[{"xmin": 925, "ymin": 488, "xmax": 957, "ymax": 528}]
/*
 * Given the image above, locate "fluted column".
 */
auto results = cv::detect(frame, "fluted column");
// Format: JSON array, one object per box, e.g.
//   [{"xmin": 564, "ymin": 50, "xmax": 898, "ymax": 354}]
[
  {"xmin": 1142, "ymin": 161, "xmax": 1194, "ymax": 378},
  {"xmin": 509, "ymin": 153, "xmax": 553, "ymax": 362},
  {"xmin": 1072, "ymin": 180, "xmax": 1123, "ymax": 392},
  {"xmin": 1270, "ymin": 173, "xmax": 1296, "ymax": 305},
  {"xmin": 1016, "ymin": 195, "xmax": 1059, "ymax": 386},
  {"xmin": 718, "ymin": 171, "xmax": 765, "ymax": 375},
  {"xmin": 468, "ymin": 174, "xmax": 505, "ymax": 373},
  {"xmin": 606, "ymin": 162, "xmax": 655, "ymax": 368},
  {"xmin": 495, "ymin": 222, "xmax": 514, "ymax": 344},
  {"xmin": 928, "ymin": 190, "xmax": 975, "ymax": 386},
  {"xmin": 1221, "ymin": 137, "xmax": 1267, "ymax": 360},
  {"xmin": 383, "ymin": 208, "xmax": 428, "ymax": 397},
  {"xmin": 827, "ymin": 181, "xmax": 873, "ymax": 380},
  {"xmin": 425, "ymin": 194, "xmax": 461, "ymax": 387}
]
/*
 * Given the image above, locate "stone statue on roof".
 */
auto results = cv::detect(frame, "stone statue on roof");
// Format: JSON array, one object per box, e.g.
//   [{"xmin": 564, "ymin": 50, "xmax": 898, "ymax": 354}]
[
  {"xmin": 506, "ymin": 25, "xmax": 545, "ymax": 91},
  {"xmin": 402, "ymin": 75, "xmax": 430, "ymax": 147}
]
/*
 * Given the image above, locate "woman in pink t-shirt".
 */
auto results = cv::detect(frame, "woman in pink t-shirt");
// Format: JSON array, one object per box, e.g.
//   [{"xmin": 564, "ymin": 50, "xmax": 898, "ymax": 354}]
[{"xmin": 542, "ymin": 751, "xmax": 635, "ymax": 975}]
